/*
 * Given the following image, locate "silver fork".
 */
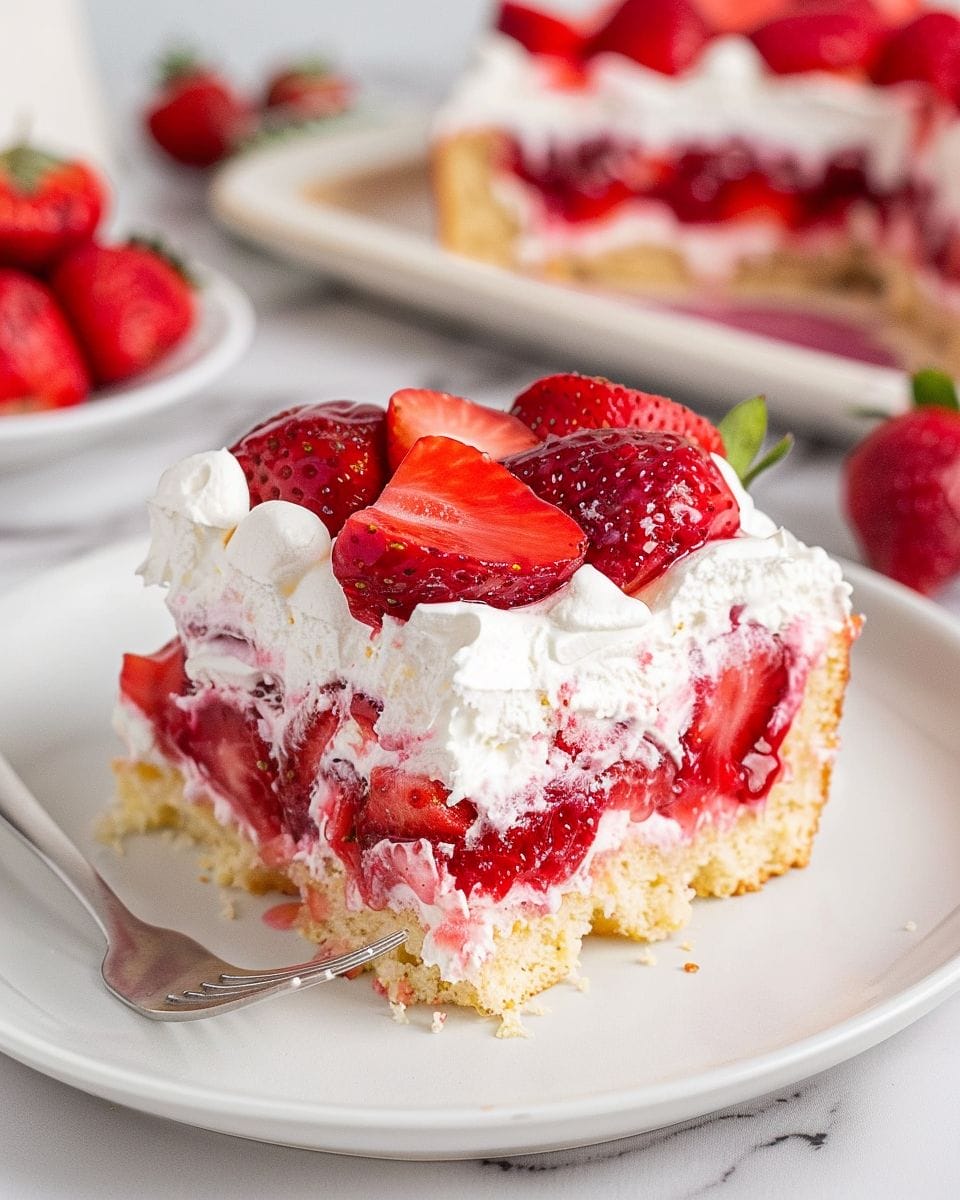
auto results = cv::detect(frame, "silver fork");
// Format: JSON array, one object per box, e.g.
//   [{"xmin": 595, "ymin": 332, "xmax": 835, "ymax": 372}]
[{"xmin": 0, "ymin": 754, "xmax": 406, "ymax": 1020}]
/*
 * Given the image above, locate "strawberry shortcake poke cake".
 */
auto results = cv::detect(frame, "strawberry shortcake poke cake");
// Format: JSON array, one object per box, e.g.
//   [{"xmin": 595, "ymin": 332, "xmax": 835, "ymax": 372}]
[
  {"xmin": 433, "ymin": 0, "xmax": 960, "ymax": 366},
  {"xmin": 109, "ymin": 377, "xmax": 857, "ymax": 1018}
]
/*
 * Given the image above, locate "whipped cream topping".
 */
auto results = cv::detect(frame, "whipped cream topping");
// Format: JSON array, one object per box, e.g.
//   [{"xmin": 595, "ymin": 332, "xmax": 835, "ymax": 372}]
[
  {"xmin": 119, "ymin": 446, "xmax": 852, "ymax": 982},
  {"xmin": 435, "ymin": 34, "xmax": 919, "ymax": 191}
]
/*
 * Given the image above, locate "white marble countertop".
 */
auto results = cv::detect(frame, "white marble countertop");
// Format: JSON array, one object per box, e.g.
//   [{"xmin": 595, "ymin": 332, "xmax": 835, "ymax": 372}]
[{"xmin": 3, "ymin": 4, "xmax": 960, "ymax": 1195}]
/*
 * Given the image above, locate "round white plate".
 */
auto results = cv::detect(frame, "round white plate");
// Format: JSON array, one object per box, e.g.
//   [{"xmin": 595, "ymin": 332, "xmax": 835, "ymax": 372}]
[
  {"xmin": 0, "ymin": 267, "xmax": 255, "ymax": 471},
  {"xmin": 1, "ymin": 541, "xmax": 959, "ymax": 1160}
]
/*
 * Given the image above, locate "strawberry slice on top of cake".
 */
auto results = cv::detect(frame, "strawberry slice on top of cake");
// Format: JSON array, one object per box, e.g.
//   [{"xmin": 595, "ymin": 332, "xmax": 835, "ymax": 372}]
[{"xmin": 109, "ymin": 377, "xmax": 857, "ymax": 1020}]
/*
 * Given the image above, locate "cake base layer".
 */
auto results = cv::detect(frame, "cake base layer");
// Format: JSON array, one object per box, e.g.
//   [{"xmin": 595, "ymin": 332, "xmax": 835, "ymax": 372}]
[
  {"xmin": 433, "ymin": 132, "xmax": 958, "ymax": 374},
  {"xmin": 106, "ymin": 631, "xmax": 851, "ymax": 1017}
]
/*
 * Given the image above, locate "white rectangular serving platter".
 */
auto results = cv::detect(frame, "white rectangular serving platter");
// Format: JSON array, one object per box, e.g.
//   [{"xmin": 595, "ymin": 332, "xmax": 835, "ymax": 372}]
[{"xmin": 211, "ymin": 113, "xmax": 912, "ymax": 441}]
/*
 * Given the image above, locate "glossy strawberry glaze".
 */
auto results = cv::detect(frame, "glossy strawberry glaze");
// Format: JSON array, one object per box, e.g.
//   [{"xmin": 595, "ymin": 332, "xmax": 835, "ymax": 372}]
[
  {"xmin": 120, "ymin": 610, "xmax": 808, "ymax": 907},
  {"xmin": 504, "ymin": 135, "xmax": 901, "ymax": 231}
]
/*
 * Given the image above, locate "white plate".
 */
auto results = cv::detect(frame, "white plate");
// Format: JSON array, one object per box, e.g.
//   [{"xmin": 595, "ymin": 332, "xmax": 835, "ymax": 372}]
[
  {"xmin": 1, "ymin": 541, "xmax": 959, "ymax": 1160},
  {"xmin": 211, "ymin": 117, "xmax": 911, "ymax": 442},
  {"xmin": 0, "ymin": 266, "xmax": 255, "ymax": 471}
]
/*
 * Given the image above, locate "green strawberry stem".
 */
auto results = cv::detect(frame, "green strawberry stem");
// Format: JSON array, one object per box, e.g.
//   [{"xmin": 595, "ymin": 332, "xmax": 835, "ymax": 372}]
[
  {"xmin": 911, "ymin": 368, "xmax": 959, "ymax": 412},
  {"xmin": 718, "ymin": 394, "xmax": 792, "ymax": 489},
  {"xmin": 0, "ymin": 143, "xmax": 61, "ymax": 192},
  {"xmin": 158, "ymin": 48, "xmax": 206, "ymax": 85},
  {"xmin": 127, "ymin": 233, "xmax": 197, "ymax": 287}
]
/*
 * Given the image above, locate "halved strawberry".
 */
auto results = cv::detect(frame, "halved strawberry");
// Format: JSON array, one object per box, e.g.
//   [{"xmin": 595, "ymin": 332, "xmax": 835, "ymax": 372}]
[
  {"xmin": 676, "ymin": 623, "xmax": 792, "ymax": 804},
  {"xmin": 359, "ymin": 768, "xmax": 477, "ymax": 845},
  {"xmin": 496, "ymin": 2, "xmax": 586, "ymax": 58},
  {"xmin": 510, "ymin": 372, "xmax": 725, "ymax": 455},
  {"xmin": 386, "ymin": 387, "xmax": 540, "ymax": 469},
  {"xmin": 505, "ymin": 428, "xmax": 740, "ymax": 593},
  {"xmin": 331, "ymin": 435, "xmax": 587, "ymax": 627},
  {"xmin": 870, "ymin": 11, "xmax": 960, "ymax": 101},
  {"xmin": 588, "ymin": 0, "xmax": 712, "ymax": 76},
  {"xmin": 230, "ymin": 401, "xmax": 388, "ymax": 537},
  {"xmin": 180, "ymin": 697, "xmax": 281, "ymax": 842},
  {"xmin": 119, "ymin": 638, "xmax": 189, "ymax": 757},
  {"xmin": 750, "ymin": 1, "xmax": 885, "ymax": 75}
]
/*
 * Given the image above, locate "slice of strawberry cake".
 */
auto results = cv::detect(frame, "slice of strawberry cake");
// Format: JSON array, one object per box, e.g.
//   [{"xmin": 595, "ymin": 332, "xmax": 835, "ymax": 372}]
[
  {"xmin": 432, "ymin": 1, "xmax": 960, "ymax": 367},
  {"xmin": 108, "ymin": 377, "xmax": 857, "ymax": 1017}
]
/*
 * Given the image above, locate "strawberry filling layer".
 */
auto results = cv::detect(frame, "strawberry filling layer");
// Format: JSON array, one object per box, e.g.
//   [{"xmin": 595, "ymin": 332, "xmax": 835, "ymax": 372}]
[
  {"xmin": 119, "ymin": 613, "xmax": 808, "ymax": 909},
  {"xmin": 503, "ymin": 136, "xmax": 902, "ymax": 231}
]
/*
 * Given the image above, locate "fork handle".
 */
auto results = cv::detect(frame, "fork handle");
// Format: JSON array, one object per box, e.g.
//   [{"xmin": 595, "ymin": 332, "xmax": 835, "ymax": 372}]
[{"xmin": 0, "ymin": 753, "xmax": 113, "ymax": 941}]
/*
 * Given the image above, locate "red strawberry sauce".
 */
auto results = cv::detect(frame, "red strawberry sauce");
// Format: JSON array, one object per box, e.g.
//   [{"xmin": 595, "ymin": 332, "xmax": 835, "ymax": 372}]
[
  {"xmin": 120, "ymin": 614, "xmax": 811, "ymax": 908},
  {"xmin": 503, "ymin": 136, "xmax": 900, "ymax": 232}
]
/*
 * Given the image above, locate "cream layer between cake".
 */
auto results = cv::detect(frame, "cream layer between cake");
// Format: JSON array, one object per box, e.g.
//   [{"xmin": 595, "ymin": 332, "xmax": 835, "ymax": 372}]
[{"xmin": 112, "ymin": 447, "xmax": 853, "ymax": 988}]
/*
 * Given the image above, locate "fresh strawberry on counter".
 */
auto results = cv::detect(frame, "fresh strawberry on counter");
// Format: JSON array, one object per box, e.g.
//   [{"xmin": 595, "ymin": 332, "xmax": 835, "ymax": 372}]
[
  {"xmin": 264, "ymin": 61, "xmax": 355, "ymax": 122},
  {"xmin": 51, "ymin": 239, "xmax": 195, "ymax": 385},
  {"xmin": 145, "ymin": 53, "xmax": 253, "ymax": 167},
  {"xmin": 0, "ymin": 143, "xmax": 107, "ymax": 271},
  {"xmin": 0, "ymin": 269, "xmax": 90, "ymax": 414},
  {"xmin": 845, "ymin": 369, "xmax": 960, "ymax": 595}
]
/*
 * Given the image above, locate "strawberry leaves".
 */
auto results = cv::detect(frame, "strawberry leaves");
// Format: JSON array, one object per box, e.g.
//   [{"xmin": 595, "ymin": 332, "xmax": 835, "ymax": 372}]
[{"xmin": 718, "ymin": 395, "xmax": 793, "ymax": 489}]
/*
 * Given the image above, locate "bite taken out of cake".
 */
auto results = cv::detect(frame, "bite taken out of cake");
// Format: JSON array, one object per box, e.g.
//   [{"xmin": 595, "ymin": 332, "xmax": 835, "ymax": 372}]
[{"xmin": 107, "ymin": 376, "xmax": 859, "ymax": 1021}]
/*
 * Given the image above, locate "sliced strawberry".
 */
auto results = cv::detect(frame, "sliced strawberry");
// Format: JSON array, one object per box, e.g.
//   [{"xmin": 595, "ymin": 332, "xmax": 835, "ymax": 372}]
[
  {"xmin": 331, "ymin": 435, "xmax": 587, "ymax": 628},
  {"xmin": 750, "ymin": 1, "xmax": 885, "ymax": 75},
  {"xmin": 496, "ymin": 2, "xmax": 586, "ymax": 58},
  {"xmin": 386, "ymin": 387, "xmax": 540, "ymax": 470},
  {"xmin": 505, "ymin": 428, "xmax": 740, "ymax": 593},
  {"xmin": 718, "ymin": 173, "xmax": 802, "ymax": 227},
  {"xmin": 179, "ymin": 696, "xmax": 281, "ymax": 842},
  {"xmin": 278, "ymin": 703, "xmax": 340, "ymax": 841},
  {"xmin": 349, "ymin": 693, "xmax": 382, "ymax": 745},
  {"xmin": 449, "ymin": 783, "xmax": 602, "ymax": 901},
  {"xmin": 359, "ymin": 768, "xmax": 477, "ymax": 845},
  {"xmin": 119, "ymin": 638, "xmax": 190, "ymax": 759},
  {"xmin": 870, "ymin": 12, "xmax": 960, "ymax": 101},
  {"xmin": 676, "ymin": 624, "xmax": 792, "ymax": 804},
  {"xmin": 510, "ymin": 373, "xmax": 725, "ymax": 455},
  {"xmin": 588, "ymin": 0, "xmax": 712, "ymax": 76},
  {"xmin": 230, "ymin": 401, "xmax": 389, "ymax": 537},
  {"xmin": 695, "ymin": 0, "xmax": 788, "ymax": 33}
]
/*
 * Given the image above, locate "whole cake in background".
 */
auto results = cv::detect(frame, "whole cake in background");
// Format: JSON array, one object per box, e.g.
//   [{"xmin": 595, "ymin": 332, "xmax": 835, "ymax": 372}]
[
  {"xmin": 432, "ymin": 0, "xmax": 960, "ymax": 369},
  {"xmin": 107, "ymin": 378, "xmax": 858, "ymax": 1023}
]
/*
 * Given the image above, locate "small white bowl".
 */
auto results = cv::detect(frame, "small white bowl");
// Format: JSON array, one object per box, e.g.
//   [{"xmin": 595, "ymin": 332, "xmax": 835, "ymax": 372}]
[{"xmin": 0, "ymin": 264, "xmax": 255, "ymax": 472}]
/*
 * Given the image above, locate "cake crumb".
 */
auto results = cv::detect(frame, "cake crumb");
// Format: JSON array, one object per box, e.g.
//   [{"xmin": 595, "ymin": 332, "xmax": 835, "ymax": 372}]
[
  {"xmin": 389, "ymin": 1001, "xmax": 409, "ymax": 1025},
  {"xmin": 903, "ymin": 920, "xmax": 918, "ymax": 933},
  {"xmin": 568, "ymin": 971, "xmax": 590, "ymax": 993},
  {"xmin": 682, "ymin": 961, "xmax": 700, "ymax": 974},
  {"xmin": 522, "ymin": 1000, "xmax": 550, "ymax": 1017},
  {"xmin": 496, "ymin": 1010, "xmax": 531, "ymax": 1039},
  {"xmin": 431, "ymin": 1011, "xmax": 447, "ymax": 1034},
  {"xmin": 637, "ymin": 949, "xmax": 657, "ymax": 966},
  {"xmin": 219, "ymin": 894, "xmax": 237, "ymax": 920},
  {"xmin": 198, "ymin": 874, "xmax": 210, "ymax": 885},
  {"xmin": 679, "ymin": 940, "xmax": 694, "ymax": 952}
]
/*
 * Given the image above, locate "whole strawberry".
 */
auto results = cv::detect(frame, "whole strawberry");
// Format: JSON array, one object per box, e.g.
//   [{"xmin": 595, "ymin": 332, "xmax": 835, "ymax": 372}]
[
  {"xmin": 0, "ymin": 269, "xmax": 90, "ymax": 414},
  {"xmin": 264, "ymin": 61, "xmax": 354, "ymax": 122},
  {"xmin": 588, "ymin": 0, "xmax": 712, "ymax": 76},
  {"xmin": 870, "ymin": 11, "xmax": 960, "ymax": 101},
  {"xmin": 497, "ymin": 2, "xmax": 587, "ymax": 58},
  {"xmin": 511, "ymin": 372, "xmax": 725, "ymax": 454},
  {"xmin": 505, "ymin": 427, "xmax": 740, "ymax": 593},
  {"xmin": 750, "ymin": 0, "xmax": 885, "ymax": 75},
  {"xmin": 845, "ymin": 370, "xmax": 960, "ymax": 595},
  {"xmin": 230, "ymin": 401, "xmax": 389, "ymax": 537},
  {"xmin": 332, "ymin": 435, "xmax": 586, "ymax": 627},
  {"xmin": 51, "ymin": 239, "xmax": 195, "ymax": 385},
  {"xmin": 145, "ymin": 53, "xmax": 253, "ymax": 167},
  {"xmin": 0, "ymin": 143, "xmax": 107, "ymax": 271}
]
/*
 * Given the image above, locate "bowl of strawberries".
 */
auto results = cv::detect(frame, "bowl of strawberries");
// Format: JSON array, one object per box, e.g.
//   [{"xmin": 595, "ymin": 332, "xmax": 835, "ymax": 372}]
[{"xmin": 0, "ymin": 141, "xmax": 254, "ymax": 469}]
